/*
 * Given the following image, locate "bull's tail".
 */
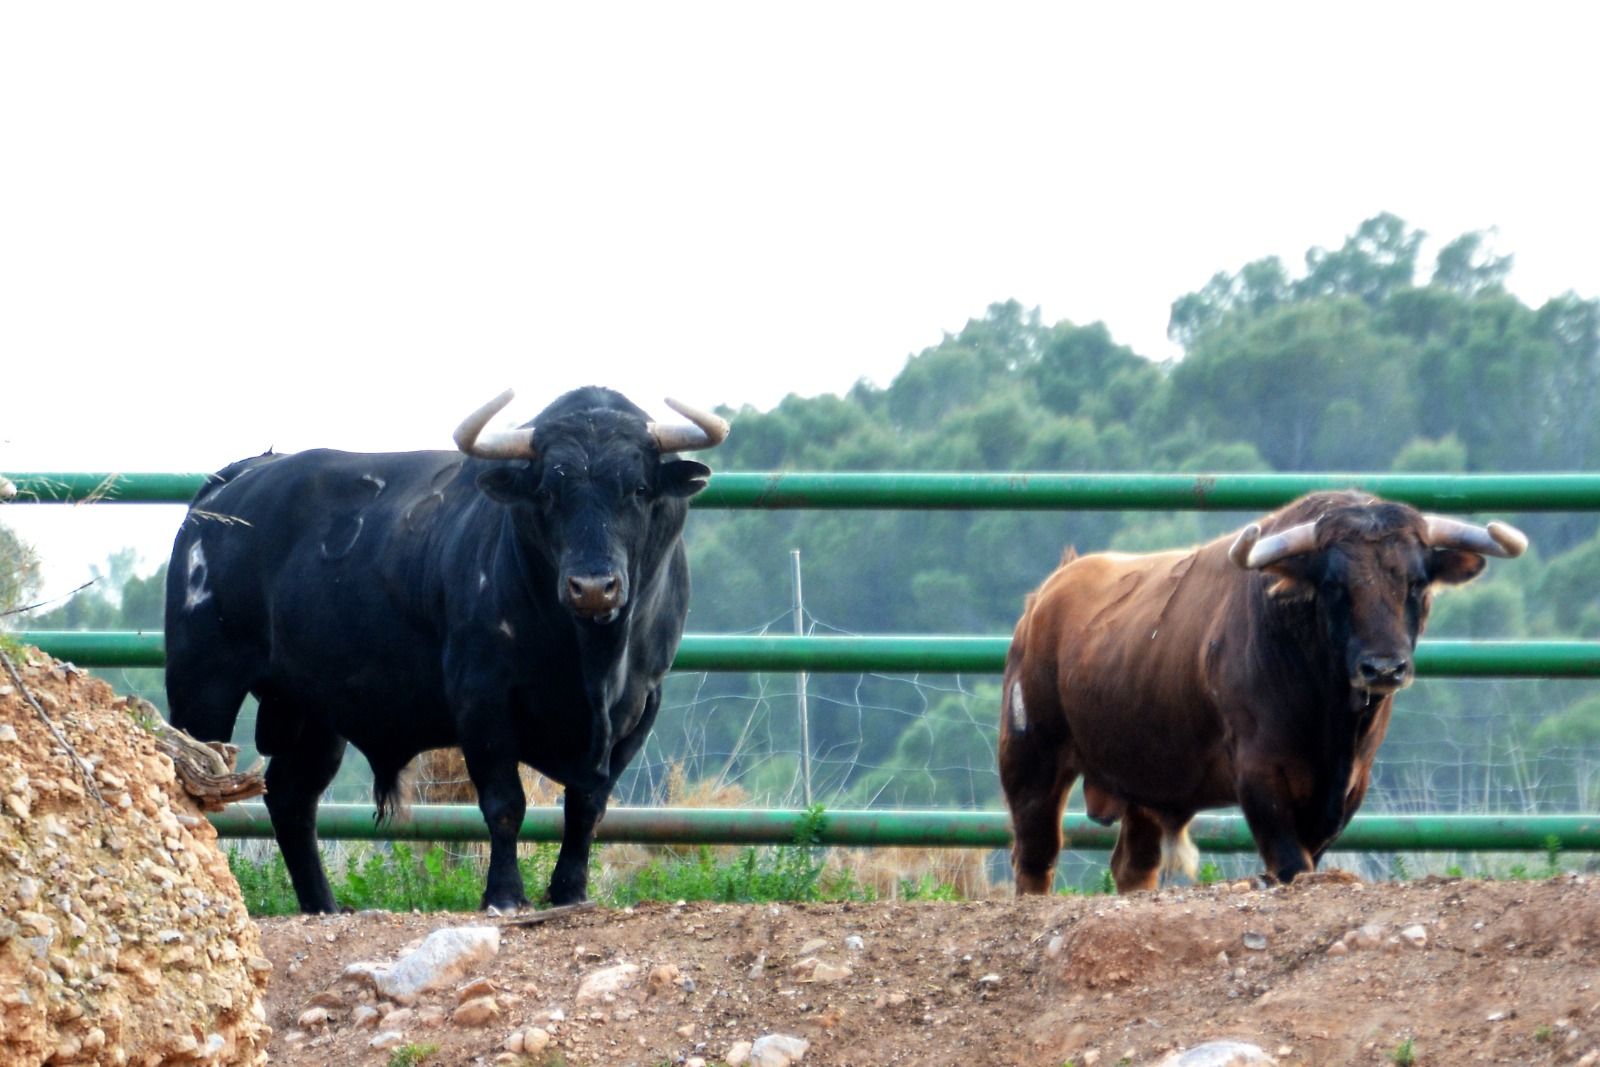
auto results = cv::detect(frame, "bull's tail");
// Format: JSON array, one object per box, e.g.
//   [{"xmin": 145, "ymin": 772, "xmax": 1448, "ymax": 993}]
[
  {"xmin": 373, "ymin": 761, "xmax": 413, "ymax": 826},
  {"xmin": 1159, "ymin": 822, "xmax": 1200, "ymax": 883}
]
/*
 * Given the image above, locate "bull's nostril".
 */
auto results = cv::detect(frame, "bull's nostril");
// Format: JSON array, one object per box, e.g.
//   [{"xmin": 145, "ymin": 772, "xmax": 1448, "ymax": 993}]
[
  {"xmin": 1358, "ymin": 656, "xmax": 1410, "ymax": 685},
  {"xmin": 603, "ymin": 577, "xmax": 620, "ymax": 596}
]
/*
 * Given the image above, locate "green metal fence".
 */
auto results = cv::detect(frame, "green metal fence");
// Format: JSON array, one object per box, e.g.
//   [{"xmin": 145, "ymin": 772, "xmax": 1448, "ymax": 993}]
[{"xmin": 7, "ymin": 469, "xmax": 1600, "ymax": 853}]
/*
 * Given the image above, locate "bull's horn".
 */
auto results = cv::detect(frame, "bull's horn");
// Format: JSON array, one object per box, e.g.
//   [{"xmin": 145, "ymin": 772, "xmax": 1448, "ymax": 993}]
[
  {"xmin": 1230, "ymin": 519, "xmax": 1320, "ymax": 570},
  {"xmin": 648, "ymin": 398, "xmax": 730, "ymax": 454},
  {"xmin": 454, "ymin": 388, "xmax": 538, "ymax": 460},
  {"xmin": 1424, "ymin": 515, "xmax": 1529, "ymax": 558}
]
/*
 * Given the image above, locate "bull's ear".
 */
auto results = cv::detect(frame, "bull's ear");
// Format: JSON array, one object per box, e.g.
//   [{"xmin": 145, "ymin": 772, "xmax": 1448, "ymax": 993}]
[
  {"xmin": 658, "ymin": 460, "xmax": 711, "ymax": 498},
  {"xmin": 1261, "ymin": 556, "xmax": 1318, "ymax": 601},
  {"xmin": 476, "ymin": 461, "xmax": 533, "ymax": 504},
  {"xmin": 1429, "ymin": 547, "xmax": 1487, "ymax": 586}
]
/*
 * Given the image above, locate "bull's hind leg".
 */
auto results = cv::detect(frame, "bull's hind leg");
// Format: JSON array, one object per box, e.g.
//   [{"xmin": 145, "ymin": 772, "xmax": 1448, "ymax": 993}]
[
  {"xmin": 1001, "ymin": 735, "xmax": 1078, "ymax": 895},
  {"xmin": 259, "ymin": 713, "xmax": 347, "ymax": 914}
]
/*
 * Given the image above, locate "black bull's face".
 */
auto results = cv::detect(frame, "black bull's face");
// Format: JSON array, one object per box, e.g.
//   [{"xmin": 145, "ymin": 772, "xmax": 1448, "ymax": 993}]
[{"xmin": 475, "ymin": 413, "xmax": 710, "ymax": 624}]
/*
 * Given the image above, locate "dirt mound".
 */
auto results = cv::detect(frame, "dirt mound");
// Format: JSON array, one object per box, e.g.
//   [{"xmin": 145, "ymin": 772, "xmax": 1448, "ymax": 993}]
[
  {"xmin": 254, "ymin": 876, "xmax": 1600, "ymax": 1066},
  {"xmin": 0, "ymin": 647, "xmax": 271, "ymax": 1066}
]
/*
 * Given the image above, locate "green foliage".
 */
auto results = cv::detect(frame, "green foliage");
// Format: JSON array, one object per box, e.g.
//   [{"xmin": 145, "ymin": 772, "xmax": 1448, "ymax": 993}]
[
  {"xmin": 385, "ymin": 1043, "xmax": 439, "ymax": 1067},
  {"xmin": 1389, "ymin": 1037, "xmax": 1416, "ymax": 1066},
  {"xmin": 0, "ymin": 522, "xmax": 41, "ymax": 617},
  {"xmin": 898, "ymin": 873, "xmax": 962, "ymax": 901},
  {"xmin": 1196, "ymin": 861, "xmax": 1224, "ymax": 885},
  {"xmin": 227, "ymin": 810, "xmax": 880, "ymax": 916},
  {"xmin": 228, "ymin": 843, "xmax": 562, "ymax": 916}
]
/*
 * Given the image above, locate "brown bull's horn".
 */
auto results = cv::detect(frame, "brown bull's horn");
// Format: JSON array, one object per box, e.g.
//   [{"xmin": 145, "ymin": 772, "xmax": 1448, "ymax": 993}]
[
  {"xmin": 1229, "ymin": 519, "xmax": 1321, "ymax": 570},
  {"xmin": 648, "ymin": 398, "xmax": 730, "ymax": 454},
  {"xmin": 454, "ymin": 388, "xmax": 538, "ymax": 460},
  {"xmin": 1424, "ymin": 515, "xmax": 1529, "ymax": 558}
]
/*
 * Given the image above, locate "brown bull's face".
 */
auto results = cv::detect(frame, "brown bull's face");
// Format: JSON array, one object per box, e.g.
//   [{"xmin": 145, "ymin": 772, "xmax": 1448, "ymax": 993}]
[{"xmin": 1262, "ymin": 507, "xmax": 1489, "ymax": 694}]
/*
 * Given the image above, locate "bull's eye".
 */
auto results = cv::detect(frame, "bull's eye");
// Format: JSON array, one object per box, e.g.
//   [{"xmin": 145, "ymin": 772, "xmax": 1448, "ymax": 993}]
[
  {"xmin": 534, "ymin": 487, "xmax": 554, "ymax": 508},
  {"xmin": 632, "ymin": 484, "xmax": 650, "ymax": 499}
]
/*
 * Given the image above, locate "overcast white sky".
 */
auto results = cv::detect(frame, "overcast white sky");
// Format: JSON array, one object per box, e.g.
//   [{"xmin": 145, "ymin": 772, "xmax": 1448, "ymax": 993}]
[{"xmin": 2, "ymin": 3, "xmax": 1597, "ymax": 600}]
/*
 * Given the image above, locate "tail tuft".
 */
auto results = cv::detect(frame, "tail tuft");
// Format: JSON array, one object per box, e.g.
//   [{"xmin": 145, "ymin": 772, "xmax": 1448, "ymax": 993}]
[{"xmin": 1159, "ymin": 823, "xmax": 1200, "ymax": 883}]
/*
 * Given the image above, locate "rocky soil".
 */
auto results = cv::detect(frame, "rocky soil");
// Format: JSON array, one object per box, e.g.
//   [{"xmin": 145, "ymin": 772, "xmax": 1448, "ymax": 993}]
[
  {"xmin": 257, "ymin": 872, "xmax": 1600, "ymax": 1066},
  {"xmin": 5, "ymin": 649, "xmax": 1599, "ymax": 1067},
  {"xmin": 0, "ymin": 647, "xmax": 271, "ymax": 1066}
]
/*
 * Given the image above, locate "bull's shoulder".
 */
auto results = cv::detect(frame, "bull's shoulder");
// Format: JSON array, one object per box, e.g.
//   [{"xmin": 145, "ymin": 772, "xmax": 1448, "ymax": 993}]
[{"xmin": 1039, "ymin": 547, "xmax": 1193, "ymax": 593}]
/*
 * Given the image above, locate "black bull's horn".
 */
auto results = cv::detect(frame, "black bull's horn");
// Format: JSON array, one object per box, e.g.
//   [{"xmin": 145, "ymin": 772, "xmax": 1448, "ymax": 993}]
[
  {"xmin": 453, "ymin": 389, "xmax": 729, "ymax": 461},
  {"xmin": 1228, "ymin": 513, "xmax": 1528, "ymax": 570}
]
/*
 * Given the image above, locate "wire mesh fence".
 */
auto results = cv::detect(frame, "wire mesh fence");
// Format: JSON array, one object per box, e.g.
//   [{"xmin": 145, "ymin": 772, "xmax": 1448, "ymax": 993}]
[{"xmin": 85, "ymin": 603, "xmax": 1600, "ymax": 894}]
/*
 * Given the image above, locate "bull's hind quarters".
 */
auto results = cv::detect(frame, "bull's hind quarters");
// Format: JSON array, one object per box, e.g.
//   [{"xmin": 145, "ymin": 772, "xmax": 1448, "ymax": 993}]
[
  {"xmin": 163, "ymin": 387, "xmax": 727, "ymax": 913},
  {"xmin": 1000, "ymin": 490, "xmax": 1526, "ymax": 894}
]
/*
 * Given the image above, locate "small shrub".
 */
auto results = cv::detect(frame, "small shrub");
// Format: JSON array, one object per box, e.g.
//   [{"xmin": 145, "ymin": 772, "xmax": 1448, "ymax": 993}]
[
  {"xmin": 386, "ymin": 1042, "xmax": 439, "ymax": 1067},
  {"xmin": 1389, "ymin": 1037, "xmax": 1416, "ymax": 1065}
]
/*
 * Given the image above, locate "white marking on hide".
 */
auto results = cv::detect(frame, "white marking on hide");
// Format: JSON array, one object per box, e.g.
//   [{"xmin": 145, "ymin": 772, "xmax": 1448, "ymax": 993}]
[
  {"xmin": 361, "ymin": 473, "xmax": 387, "ymax": 493},
  {"xmin": 498, "ymin": 619, "xmax": 515, "ymax": 639},
  {"xmin": 478, "ymin": 571, "xmax": 488, "ymax": 592},
  {"xmin": 1008, "ymin": 681, "xmax": 1027, "ymax": 733},
  {"xmin": 184, "ymin": 541, "xmax": 212, "ymax": 610}
]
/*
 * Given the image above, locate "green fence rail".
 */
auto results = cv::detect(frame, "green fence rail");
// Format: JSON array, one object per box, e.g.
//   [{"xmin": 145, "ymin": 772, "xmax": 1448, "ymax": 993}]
[
  {"xmin": 19, "ymin": 631, "xmax": 1600, "ymax": 677},
  {"xmin": 8, "ymin": 470, "xmax": 1600, "ymax": 510},
  {"xmin": 10, "ymin": 467, "xmax": 1600, "ymax": 857},
  {"xmin": 207, "ymin": 804, "xmax": 1600, "ymax": 851}
]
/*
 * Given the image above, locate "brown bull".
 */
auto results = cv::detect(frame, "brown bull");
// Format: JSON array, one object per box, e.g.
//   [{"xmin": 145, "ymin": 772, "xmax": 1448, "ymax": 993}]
[{"xmin": 999, "ymin": 490, "xmax": 1527, "ymax": 894}]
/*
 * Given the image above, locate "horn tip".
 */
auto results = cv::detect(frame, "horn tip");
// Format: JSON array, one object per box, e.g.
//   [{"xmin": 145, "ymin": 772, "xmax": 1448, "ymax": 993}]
[
  {"xmin": 1487, "ymin": 521, "xmax": 1530, "ymax": 558},
  {"xmin": 1228, "ymin": 523, "xmax": 1261, "ymax": 569}
]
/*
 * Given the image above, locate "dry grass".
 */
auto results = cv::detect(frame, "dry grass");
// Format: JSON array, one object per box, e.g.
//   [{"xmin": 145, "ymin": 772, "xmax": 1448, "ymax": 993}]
[{"xmin": 406, "ymin": 751, "xmax": 998, "ymax": 899}]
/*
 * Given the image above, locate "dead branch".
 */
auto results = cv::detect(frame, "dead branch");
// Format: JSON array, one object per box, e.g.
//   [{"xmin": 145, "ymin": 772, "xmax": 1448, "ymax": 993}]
[
  {"xmin": 0, "ymin": 646, "xmax": 106, "ymax": 807},
  {"xmin": 123, "ymin": 696, "xmax": 268, "ymax": 811}
]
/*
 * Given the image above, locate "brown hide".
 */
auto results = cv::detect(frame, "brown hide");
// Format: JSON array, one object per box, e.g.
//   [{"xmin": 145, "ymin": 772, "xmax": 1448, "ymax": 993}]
[{"xmin": 1000, "ymin": 490, "xmax": 1500, "ymax": 895}]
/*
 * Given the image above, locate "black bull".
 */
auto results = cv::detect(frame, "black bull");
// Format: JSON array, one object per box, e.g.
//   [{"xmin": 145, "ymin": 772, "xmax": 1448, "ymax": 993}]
[{"xmin": 164, "ymin": 386, "xmax": 727, "ymax": 912}]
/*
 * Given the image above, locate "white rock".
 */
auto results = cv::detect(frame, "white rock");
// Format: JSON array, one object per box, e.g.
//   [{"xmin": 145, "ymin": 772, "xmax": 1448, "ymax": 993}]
[
  {"xmin": 382, "ymin": 1007, "xmax": 417, "ymax": 1030},
  {"xmin": 1154, "ymin": 1040, "xmax": 1279, "ymax": 1066},
  {"xmin": 369, "ymin": 1030, "xmax": 406, "ymax": 1050},
  {"xmin": 576, "ymin": 961, "xmax": 641, "ymax": 1005},
  {"xmin": 296, "ymin": 1006, "xmax": 331, "ymax": 1028},
  {"xmin": 750, "ymin": 1033, "xmax": 810, "ymax": 1067},
  {"xmin": 452, "ymin": 995, "xmax": 499, "ymax": 1026},
  {"xmin": 844, "ymin": 935, "xmax": 865, "ymax": 951},
  {"xmin": 1400, "ymin": 923, "xmax": 1428, "ymax": 948},
  {"xmin": 726, "ymin": 1040, "xmax": 753, "ymax": 1066},
  {"xmin": 344, "ymin": 926, "xmax": 500, "ymax": 1005}
]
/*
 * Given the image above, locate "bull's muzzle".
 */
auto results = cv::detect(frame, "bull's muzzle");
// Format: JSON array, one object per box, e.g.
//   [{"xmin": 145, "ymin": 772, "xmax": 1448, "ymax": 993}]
[
  {"xmin": 565, "ymin": 573, "xmax": 624, "ymax": 623},
  {"xmin": 1354, "ymin": 653, "xmax": 1412, "ymax": 693}
]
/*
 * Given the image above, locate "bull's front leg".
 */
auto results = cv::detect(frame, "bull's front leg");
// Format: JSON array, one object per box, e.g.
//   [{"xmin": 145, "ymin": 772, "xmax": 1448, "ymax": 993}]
[
  {"xmin": 462, "ymin": 737, "xmax": 530, "ymax": 911},
  {"xmin": 1236, "ymin": 776, "xmax": 1314, "ymax": 885},
  {"xmin": 549, "ymin": 688, "xmax": 663, "ymax": 906}
]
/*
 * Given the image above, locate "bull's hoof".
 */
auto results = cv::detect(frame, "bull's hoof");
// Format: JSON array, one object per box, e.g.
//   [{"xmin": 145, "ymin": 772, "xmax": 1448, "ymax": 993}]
[
  {"xmin": 546, "ymin": 885, "xmax": 590, "ymax": 908},
  {"xmin": 1290, "ymin": 868, "xmax": 1363, "ymax": 887},
  {"xmin": 481, "ymin": 889, "xmax": 530, "ymax": 912}
]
